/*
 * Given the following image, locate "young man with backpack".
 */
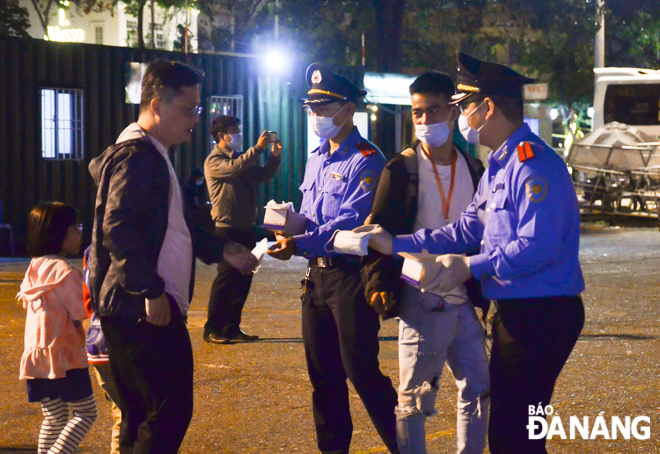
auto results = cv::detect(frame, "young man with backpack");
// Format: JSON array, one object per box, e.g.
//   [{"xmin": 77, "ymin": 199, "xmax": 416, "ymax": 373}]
[{"xmin": 361, "ymin": 71, "xmax": 490, "ymax": 454}]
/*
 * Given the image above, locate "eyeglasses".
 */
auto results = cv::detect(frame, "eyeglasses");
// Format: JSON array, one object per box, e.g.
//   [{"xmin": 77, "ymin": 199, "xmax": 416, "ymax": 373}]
[
  {"xmin": 458, "ymin": 98, "xmax": 486, "ymax": 114},
  {"xmin": 458, "ymin": 102, "xmax": 473, "ymax": 114},
  {"xmin": 173, "ymin": 101, "xmax": 204, "ymax": 119},
  {"xmin": 304, "ymin": 103, "xmax": 345, "ymax": 117}
]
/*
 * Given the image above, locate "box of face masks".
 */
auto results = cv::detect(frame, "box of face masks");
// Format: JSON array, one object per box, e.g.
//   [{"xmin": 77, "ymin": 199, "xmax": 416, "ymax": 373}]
[
  {"xmin": 398, "ymin": 251, "xmax": 444, "ymax": 288},
  {"xmin": 263, "ymin": 200, "xmax": 308, "ymax": 235}
]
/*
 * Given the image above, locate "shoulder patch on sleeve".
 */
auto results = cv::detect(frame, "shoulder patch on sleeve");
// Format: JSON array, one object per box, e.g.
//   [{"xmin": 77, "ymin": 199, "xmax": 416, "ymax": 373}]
[
  {"xmin": 359, "ymin": 168, "xmax": 378, "ymax": 191},
  {"xmin": 517, "ymin": 141, "xmax": 535, "ymax": 162},
  {"xmin": 356, "ymin": 141, "xmax": 376, "ymax": 157},
  {"xmin": 524, "ymin": 176, "xmax": 548, "ymax": 203}
]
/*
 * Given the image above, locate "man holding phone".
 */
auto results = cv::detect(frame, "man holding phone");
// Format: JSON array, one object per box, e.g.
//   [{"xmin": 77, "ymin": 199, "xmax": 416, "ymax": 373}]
[{"xmin": 203, "ymin": 117, "xmax": 282, "ymax": 344}]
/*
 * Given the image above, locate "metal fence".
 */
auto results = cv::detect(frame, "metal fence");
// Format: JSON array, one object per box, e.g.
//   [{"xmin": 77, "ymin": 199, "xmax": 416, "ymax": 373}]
[{"xmin": 0, "ymin": 36, "xmax": 364, "ymax": 255}]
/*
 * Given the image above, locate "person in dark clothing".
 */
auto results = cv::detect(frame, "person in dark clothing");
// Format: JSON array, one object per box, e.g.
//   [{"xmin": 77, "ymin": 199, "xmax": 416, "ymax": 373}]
[
  {"xmin": 203, "ymin": 115, "xmax": 282, "ymax": 344},
  {"xmin": 184, "ymin": 168, "xmax": 212, "ymax": 230},
  {"xmin": 268, "ymin": 63, "xmax": 398, "ymax": 454},
  {"xmin": 184, "ymin": 168, "xmax": 206, "ymax": 209},
  {"xmin": 87, "ymin": 60, "xmax": 258, "ymax": 454}
]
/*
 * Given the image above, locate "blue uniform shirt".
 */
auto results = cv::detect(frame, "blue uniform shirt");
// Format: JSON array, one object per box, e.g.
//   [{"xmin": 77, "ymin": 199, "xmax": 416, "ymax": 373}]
[
  {"xmin": 393, "ymin": 124, "xmax": 585, "ymax": 300},
  {"xmin": 294, "ymin": 127, "xmax": 386, "ymax": 258}
]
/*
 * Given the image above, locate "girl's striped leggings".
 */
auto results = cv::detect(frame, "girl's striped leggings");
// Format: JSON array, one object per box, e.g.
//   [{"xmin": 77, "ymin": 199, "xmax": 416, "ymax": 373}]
[{"xmin": 38, "ymin": 395, "xmax": 97, "ymax": 454}]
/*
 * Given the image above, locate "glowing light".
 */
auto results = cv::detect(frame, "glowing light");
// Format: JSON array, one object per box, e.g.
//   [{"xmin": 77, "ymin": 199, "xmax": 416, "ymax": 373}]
[
  {"xmin": 265, "ymin": 51, "xmax": 286, "ymax": 72},
  {"xmin": 550, "ymin": 108, "xmax": 559, "ymax": 120},
  {"xmin": 370, "ymin": 114, "xmax": 377, "ymax": 121}
]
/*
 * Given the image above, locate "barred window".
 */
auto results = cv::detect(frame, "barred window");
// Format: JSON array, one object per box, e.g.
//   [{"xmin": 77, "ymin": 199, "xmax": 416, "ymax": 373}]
[
  {"xmin": 154, "ymin": 24, "xmax": 164, "ymax": 49},
  {"xmin": 95, "ymin": 24, "xmax": 104, "ymax": 44},
  {"xmin": 126, "ymin": 20, "xmax": 137, "ymax": 47},
  {"xmin": 41, "ymin": 88, "xmax": 84, "ymax": 160}
]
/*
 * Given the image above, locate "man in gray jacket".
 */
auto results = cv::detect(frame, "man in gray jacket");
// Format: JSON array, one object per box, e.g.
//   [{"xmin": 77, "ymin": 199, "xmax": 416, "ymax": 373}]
[{"xmin": 203, "ymin": 116, "xmax": 282, "ymax": 344}]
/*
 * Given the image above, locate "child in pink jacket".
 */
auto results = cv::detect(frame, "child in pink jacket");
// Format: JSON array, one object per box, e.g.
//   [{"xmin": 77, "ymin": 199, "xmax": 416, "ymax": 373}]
[{"xmin": 18, "ymin": 202, "xmax": 97, "ymax": 454}]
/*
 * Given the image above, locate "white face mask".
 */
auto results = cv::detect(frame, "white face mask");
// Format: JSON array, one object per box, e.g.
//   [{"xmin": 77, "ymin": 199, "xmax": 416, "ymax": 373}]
[
  {"xmin": 458, "ymin": 101, "xmax": 487, "ymax": 145},
  {"xmin": 226, "ymin": 133, "xmax": 243, "ymax": 152},
  {"xmin": 414, "ymin": 121, "xmax": 451, "ymax": 148},
  {"xmin": 310, "ymin": 105, "xmax": 347, "ymax": 139}
]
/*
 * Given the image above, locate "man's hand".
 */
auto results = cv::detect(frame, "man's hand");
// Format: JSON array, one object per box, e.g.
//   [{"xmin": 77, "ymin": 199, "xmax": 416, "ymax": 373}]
[
  {"xmin": 267, "ymin": 232, "xmax": 297, "ymax": 261},
  {"xmin": 271, "ymin": 140, "xmax": 283, "ymax": 157},
  {"xmin": 223, "ymin": 241, "xmax": 259, "ymax": 275},
  {"xmin": 370, "ymin": 291, "xmax": 395, "ymax": 318},
  {"xmin": 367, "ymin": 226, "xmax": 394, "ymax": 255},
  {"xmin": 146, "ymin": 293, "xmax": 171, "ymax": 326},
  {"xmin": 424, "ymin": 254, "xmax": 472, "ymax": 293},
  {"xmin": 256, "ymin": 129, "xmax": 277, "ymax": 149}
]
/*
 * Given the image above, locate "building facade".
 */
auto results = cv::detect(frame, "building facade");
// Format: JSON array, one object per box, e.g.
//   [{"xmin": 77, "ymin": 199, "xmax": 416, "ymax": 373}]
[{"xmin": 20, "ymin": 0, "xmax": 198, "ymax": 51}]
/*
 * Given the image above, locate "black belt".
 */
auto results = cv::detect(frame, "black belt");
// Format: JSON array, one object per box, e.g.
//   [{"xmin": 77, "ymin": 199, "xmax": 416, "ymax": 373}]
[{"xmin": 308, "ymin": 256, "xmax": 360, "ymax": 268}]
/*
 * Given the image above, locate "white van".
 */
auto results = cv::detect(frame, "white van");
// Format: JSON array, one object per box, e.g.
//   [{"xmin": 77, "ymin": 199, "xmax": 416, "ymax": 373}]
[{"xmin": 592, "ymin": 67, "xmax": 660, "ymax": 137}]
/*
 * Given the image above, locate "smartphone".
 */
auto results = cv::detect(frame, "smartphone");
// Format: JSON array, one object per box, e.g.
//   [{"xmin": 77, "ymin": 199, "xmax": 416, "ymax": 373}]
[{"xmin": 266, "ymin": 130, "xmax": 278, "ymax": 141}]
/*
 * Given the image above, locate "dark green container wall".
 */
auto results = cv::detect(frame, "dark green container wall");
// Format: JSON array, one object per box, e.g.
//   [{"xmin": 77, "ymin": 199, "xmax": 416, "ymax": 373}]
[{"xmin": 0, "ymin": 36, "xmax": 365, "ymax": 255}]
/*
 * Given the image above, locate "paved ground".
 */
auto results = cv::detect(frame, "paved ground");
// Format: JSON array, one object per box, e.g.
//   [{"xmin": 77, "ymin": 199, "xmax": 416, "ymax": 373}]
[{"xmin": 0, "ymin": 227, "xmax": 659, "ymax": 453}]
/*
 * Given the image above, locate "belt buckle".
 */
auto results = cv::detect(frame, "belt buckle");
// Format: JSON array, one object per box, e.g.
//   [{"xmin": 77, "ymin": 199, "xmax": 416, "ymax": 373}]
[{"xmin": 317, "ymin": 257, "xmax": 330, "ymax": 268}]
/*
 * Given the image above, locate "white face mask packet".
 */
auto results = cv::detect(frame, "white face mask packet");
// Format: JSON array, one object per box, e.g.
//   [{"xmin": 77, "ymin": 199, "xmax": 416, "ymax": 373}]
[
  {"xmin": 263, "ymin": 200, "xmax": 308, "ymax": 235},
  {"xmin": 250, "ymin": 238, "xmax": 269, "ymax": 273},
  {"xmin": 327, "ymin": 224, "xmax": 380, "ymax": 255},
  {"xmin": 398, "ymin": 251, "xmax": 469, "ymax": 304}
]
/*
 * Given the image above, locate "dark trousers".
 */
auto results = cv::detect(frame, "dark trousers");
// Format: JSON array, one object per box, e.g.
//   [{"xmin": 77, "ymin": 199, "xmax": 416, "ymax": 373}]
[
  {"xmin": 302, "ymin": 261, "xmax": 398, "ymax": 454},
  {"xmin": 488, "ymin": 296, "xmax": 585, "ymax": 454},
  {"xmin": 100, "ymin": 296, "xmax": 194, "ymax": 454},
  {"xmin": 204, "ymin": 227, "xmax": 256, "ymax": 338}
]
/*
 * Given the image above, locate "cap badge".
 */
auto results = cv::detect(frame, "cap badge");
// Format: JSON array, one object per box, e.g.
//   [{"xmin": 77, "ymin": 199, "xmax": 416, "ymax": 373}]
[
  {"xmin": 457, "ymin": 84, "xmax": 481, "ymax": 93},
  {"xmin": 311, "ymin": 70, "xmax": 322, "ymax": 84}
]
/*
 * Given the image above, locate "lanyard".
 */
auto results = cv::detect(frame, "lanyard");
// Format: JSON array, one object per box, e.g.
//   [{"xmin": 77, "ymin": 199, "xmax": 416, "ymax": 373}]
[{"xmin": 421, "ymin": 145, "xmax": 457, "ymax": 221}]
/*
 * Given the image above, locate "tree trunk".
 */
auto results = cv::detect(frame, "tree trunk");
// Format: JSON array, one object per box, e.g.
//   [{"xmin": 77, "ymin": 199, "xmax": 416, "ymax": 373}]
[
  {"xmin": 137, "ymin": 0, "xmax": 145, "ymax": 49},
  {"xmin": 150, "ymin": 0, "xmax": 155, "ymax": 49},
  {"xmin": 373, "ymin": 0, "xmax": 406, "ymax": 72},
  {"xmin": 30, "ymin": 0, "xmax": 56, "ymax": 37}
]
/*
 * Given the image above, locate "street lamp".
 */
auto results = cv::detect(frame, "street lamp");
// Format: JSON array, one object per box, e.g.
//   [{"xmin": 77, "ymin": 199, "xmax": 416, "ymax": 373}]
[{"xmin": 265, "ymin": 50, "xmax": 288, "ymax": 73}]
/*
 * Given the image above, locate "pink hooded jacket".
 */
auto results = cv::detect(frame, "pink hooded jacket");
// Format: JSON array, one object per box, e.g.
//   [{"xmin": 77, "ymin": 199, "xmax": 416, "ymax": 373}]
[{"xmin": 17, "ymin": 256, "xmax": 88, "ymax": 380}]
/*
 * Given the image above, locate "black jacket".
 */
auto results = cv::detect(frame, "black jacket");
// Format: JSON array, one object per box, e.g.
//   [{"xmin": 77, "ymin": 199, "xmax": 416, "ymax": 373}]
[
  {"xmin": 360, "ymin": 141, "xmax": 488, "ymax": 318},
  {"xmin": 88, "ymin": 138, "xmax": 226, "ymax": 321}
]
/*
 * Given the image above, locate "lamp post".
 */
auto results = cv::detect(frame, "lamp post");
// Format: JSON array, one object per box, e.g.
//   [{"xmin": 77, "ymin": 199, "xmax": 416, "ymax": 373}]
[{"xmin": 595, "ymin": 0, "xmax": 605, "ymax": 72}]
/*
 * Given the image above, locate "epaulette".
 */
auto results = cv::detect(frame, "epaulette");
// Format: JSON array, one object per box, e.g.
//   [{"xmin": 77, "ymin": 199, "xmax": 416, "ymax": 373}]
[
  {"xmin": 356, "ymin": 141, "xmax": 376, "ymax": 157},
  {"xmin": 517, "ymin": 141, "xmax": 534, "ymax": 162}
]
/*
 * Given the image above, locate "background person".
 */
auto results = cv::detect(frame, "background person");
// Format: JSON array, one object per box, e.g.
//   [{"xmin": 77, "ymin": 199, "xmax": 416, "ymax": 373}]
[
  {"xmin": 203, "ymin": 116, "xmax": 282, "ymax": 344},
  {"xmin": 18, "ymin": 201, "xmax": 97, "ymax": 454},
  {"xmin": 87, "ymin": 59, "xmax": 258, "ymax": 454},
  {"xmin": 83, "ymin": 245, "xmax": 121, "ymax": 454},
  {"xmin": 361, "ymin": 71, "xmax": 490, "ymax": 454},
  {"xmin": 183, "ymin": 168, "xmax": 213, "ymax": 231},
  {"xmin": 268, "ymin": 63, "xmax": 398, "ymax": 454}
]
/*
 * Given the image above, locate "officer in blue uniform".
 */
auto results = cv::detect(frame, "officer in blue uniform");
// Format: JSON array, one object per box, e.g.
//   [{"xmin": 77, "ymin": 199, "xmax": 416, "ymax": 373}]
[
  {"xmin": 268, "ymin": 63, "xmax": 398, "ymax": 454},
  {"xmin": 368, "ymin": 53, "xmax": 585, "ymax": 454}
]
